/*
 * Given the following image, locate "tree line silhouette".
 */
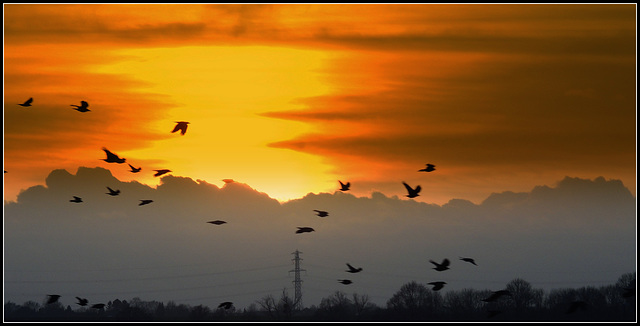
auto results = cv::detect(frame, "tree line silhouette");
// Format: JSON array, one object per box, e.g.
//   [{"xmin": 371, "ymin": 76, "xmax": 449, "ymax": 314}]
[{"xmin": 4, "ymin": 273, "xmax": 635, "ymax": 322}]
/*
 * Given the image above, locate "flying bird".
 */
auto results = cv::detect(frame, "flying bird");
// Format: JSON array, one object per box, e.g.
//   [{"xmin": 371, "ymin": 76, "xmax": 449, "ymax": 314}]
[
  {"xmin": 313, "ymin": 210, "xmax": 329, "ymax": 217},
  {"xmin": 18, "ymin": 97, "xmax": 33, "ymax": 107},
  {"xmin": 346, "ymin": 263, "xmax": 363, "ymax": 273},
  {"xmin": 218, "ymin": 302, "xmax": 233, "ymax": 310},
  {"xmin": 172, "ymin": 121, "xmax": 190, "ymax": 135},
  {"xmin": 459, "ymin": 257, "xmax": 478, "ymax": 266},
  {"xmin": 128, "ymin": 164, "xmax": 141, "ymax": 173},
  {"xmin": 46, "ymin": 295, "xmax": 61, "ymax": 304},
  {"xmin": 154, "ymin": 169, "xmax": 172, "ymax": 177},
  {"xmin": 482, "ymin": 290, "xmax": 511, "ymax": 302},
  {"xmin": 102, "ymin": 147, "xmax": 126, "ymax": 164},
  {"xmin": 106, "ymin": 186, "xmax": 120, "ymax": 196},
  {"xmin": 207, "ymin": 220, "xmax": 227, "ymax": 225},
  {"xmin": 76, "ymin": 297, "xmax": 89, "ymax": 306},
  {"xmin": 403, "ymin": 182, "xmax": 421, "ymax": 198},
  {"xmin": 70, "ymin": 196, "xmax": 83, "ymax": 203},
  {"xmin": 418, "ymin": 163, "xmax": 436, "ymax": 172},
  {"xmin": 428, "ymin": 281, "xmax": 447, "ymax": 291},
  {"xmin": 139, "ymin": 199, "xmax": 153, "ymax": 206},
  {"xmin": 71, "ymin": 100, "xmax": 90, "ymax": 112},
  {"xmin": 430, "ymin": 258, "xmax": 450, "ymax": 271},
  {"xmin": 296, "ymin": 227, "xmax": 315, "ymax": 234},
  {"xmin": 339, "ymin": 180, "xmax": 350, "ymax": 191},
  {"xmin": 91, "ymin": 303, "xmax": 106, "ymax": 309},
  {"xmin": 338, "ymin": 279, "xmax": 353, "ymax": 285}
]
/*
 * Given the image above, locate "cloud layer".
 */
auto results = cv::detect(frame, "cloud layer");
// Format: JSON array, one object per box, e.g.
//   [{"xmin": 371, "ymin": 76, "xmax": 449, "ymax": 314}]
[{"xmin": 4, "ymin": 167, "xmax": 635, "ymax": 310}]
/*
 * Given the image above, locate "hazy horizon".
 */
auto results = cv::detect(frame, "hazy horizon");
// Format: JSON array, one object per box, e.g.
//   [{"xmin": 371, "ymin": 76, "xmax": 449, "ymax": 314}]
[{"xmin": 4, "ymin": 166, "xmax": 636, "ymax": 311}]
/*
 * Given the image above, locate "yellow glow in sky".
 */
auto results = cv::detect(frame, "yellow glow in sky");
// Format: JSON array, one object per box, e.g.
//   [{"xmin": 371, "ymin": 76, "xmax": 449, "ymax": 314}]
[{"xmin": 90, "ymin": 46, "xmax": 339, "ymax": 201}]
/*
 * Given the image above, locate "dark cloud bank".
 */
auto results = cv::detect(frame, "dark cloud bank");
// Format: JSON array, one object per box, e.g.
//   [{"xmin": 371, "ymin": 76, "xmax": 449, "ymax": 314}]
[{"xmin": 4, "ymin": 167, "xmax": 635, "ymax": 310}]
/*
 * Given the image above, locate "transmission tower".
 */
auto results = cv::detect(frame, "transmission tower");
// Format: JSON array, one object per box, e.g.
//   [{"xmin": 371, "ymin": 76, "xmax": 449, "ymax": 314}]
[{"xmin": 289, "ymin": 249, "xmax": 306, "ymax": 310}]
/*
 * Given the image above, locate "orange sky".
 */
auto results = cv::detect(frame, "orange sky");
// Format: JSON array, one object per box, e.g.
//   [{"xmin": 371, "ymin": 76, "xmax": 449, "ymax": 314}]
[{"xmin": 3, "ymin": 4, "xmax": 637, "ymax": 205}]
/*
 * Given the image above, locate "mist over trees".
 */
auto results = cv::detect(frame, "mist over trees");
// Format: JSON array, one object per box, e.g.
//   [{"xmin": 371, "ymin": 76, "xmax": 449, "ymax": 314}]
[
  {"xmin": 4, "ymin": 273, "xmax": 635, "ymax": 321},
  {"xmin": 3, "ymin": 167, "xmax": 636, "ymax": 318}
]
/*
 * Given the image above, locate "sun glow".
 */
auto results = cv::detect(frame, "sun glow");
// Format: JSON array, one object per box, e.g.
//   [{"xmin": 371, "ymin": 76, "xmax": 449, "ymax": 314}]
[{"xmin": 90, "ymin": 45, "xmax": 339, "ymax": 201}]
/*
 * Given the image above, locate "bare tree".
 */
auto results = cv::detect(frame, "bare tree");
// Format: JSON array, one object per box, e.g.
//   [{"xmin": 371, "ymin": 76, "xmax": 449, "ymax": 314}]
[
  {"xmin": 319, "ymin": 290, "xmax": 352, "ymax": 317},
  {"xmin": 505, "ymin": 278, "xmax": 543, "ymax": 312},
  {"xmin": 352, "ymin": 292, "xmax": 375, "ymax": 316},
  {"xmin": 387, "ymin": 281, "xmax": 443, "ymax": 319}
]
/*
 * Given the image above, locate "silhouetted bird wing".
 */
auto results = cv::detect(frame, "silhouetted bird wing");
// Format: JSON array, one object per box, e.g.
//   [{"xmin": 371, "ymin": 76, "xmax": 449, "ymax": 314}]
[
  {"xmin": 75, "ymin": 297, "xmax": 88, "ymax": 306},
  {"xmin": 218, "ymin": 301, "xmax": 233, "ymax": 309},
  {"xmin": 346, "ymin": 263, "xmax": 362, "ymax": 273},
  {"xmin": 139, "ymin": 200, "xmax": 153, "ymax": 206},
  {"xmin": 172, "ymin": 121, "xmax": 189, "ymax": 135},
  {"xmin": 46, "ymin": 295, "xmax": 61, "ymax": 304},
  {"xmin": 441, "ymin": 258, "xmax": 450, "ymax": 267},
  {"xmin": 19, "ymin": 98, "xmax": 33, "ymax": 106},
  {"xmin": 154, "ymin": 169, "xmax": 171, "ymax": 177},
  {"xmin": 207, "ymin": 220, "xmax": 227, "ymax": 225},
  {"xmin": 428, "ymin": 282, "xmax": 446, "ymax": 291},
  {"xmin": 403, "ymin": 181, "xmax": 420, "ymax": 196},
  {"xmin": 102, "ymin": 147, "xmax": 124, "ymax": 162},
  {"xmin": 419, "ymin": 163, "xmax": 435, "ymax": 172}
]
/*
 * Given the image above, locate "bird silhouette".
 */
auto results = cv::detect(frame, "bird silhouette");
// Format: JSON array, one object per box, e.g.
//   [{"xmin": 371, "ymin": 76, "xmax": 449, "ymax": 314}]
[
  {"xmin": 207, "ymin": 220, "xmax": 227, "ymax": 225},
  {"xmin": 430, "ymin": 258, "xmax": 450, "ymax": 271},
  {"xmin": 338, "ymin": 279, "xmax": 353, "ymax": 285},
  {"xmin": 428, "ymin": 281, "xmax": 447, "ymax": 291},
  {"xmin": 139, "ymin": 199, "xmax": 153, "ymax": 206},
  {"xmin": 218, "ymin": 301, "xmax": 233, "ymax": 310},
  {"xmin": 346, "ymin": 263, "xmax": 363, "ymax": 273},
  {"xmin": 418, "ymin": 163, "xmax": 436, "ymax": 172},
  {"xmin": 71, "ymin": 100, "xmax": 90, "ymax": 112},
  {"xmin": 403, "ymin": 182, "xmax": 421, "ymax": 198},
  {"xmin": 459, "ymin": 257, "xmax": 478, "ymax": 266},
  {"xmin": 128, "ymin": 164, "xmax": 141, "ymax": 173},
  {"xmin": 313, "ymin": 210, "xmax": 329, "ymax": 217},
  {"xmin": 566, "ymin": 300, "xmax": 588, "ymax": 314},
  {"xmin": 18, "ymin": 97, "xmax": 33, "ymax": 107},
  {"xmin": 106, "ymin": 186, "xmax": 120, "ymax": 196},
  {"xmin": 76, "ymin": 297, "xmax": 89, "ymax": 306},
  {"xmin": 69, "ymin": 196, "xmax": 83, "ymax": 203},
  {"xmin": 339, "ymin": 180, "xmax": 350, "ymax": 191},
  {"xmin": 296, "ymin": 227, "xmax": 315, "ymax": 234},
  {"xmin": 154, "ymin": 169, "xmax": 172, "ymax": 177},
  {"xmin": 482, "ymin": 290, "xmax": 511, "ymax": 302},
  {"xmin": 102, "ymin": 147, "xmax": 126, "ymax": 164},
  {"xmin": 90, "ymin": 303, "xmax": 105, "ymax": 309},
  {"xmin": 46, "ymin": 295, "xmax": 61, "ymax": 304},
  {"xmin": 172, "ymin": 121, "xmax": 190, "ymax": 135}
]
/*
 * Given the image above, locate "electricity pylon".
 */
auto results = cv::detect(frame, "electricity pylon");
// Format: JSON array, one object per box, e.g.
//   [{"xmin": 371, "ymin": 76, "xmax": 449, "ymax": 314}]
[{"xmin": 289, "ymin": 249, "xmax": 306, "ymax": 310}]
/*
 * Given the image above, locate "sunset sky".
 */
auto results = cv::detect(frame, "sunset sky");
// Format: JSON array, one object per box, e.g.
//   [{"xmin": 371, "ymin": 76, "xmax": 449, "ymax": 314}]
[
  {"xmin": 2, "ymin": 4, "xmax": 637, "ymax": 314},
  {"xmin": 3, "ymin": 4, "xmax": 636, "ymax": 205}
]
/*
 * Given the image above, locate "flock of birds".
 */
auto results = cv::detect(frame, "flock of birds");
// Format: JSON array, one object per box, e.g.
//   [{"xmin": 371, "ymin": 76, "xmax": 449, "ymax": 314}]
[
  {"xmin": 17, "ymin": 98, "xmax": 238, "ymax": 311},
  {"xmin": 16, "ymin": 97, "xmax": 631, "ymax": 317}
]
